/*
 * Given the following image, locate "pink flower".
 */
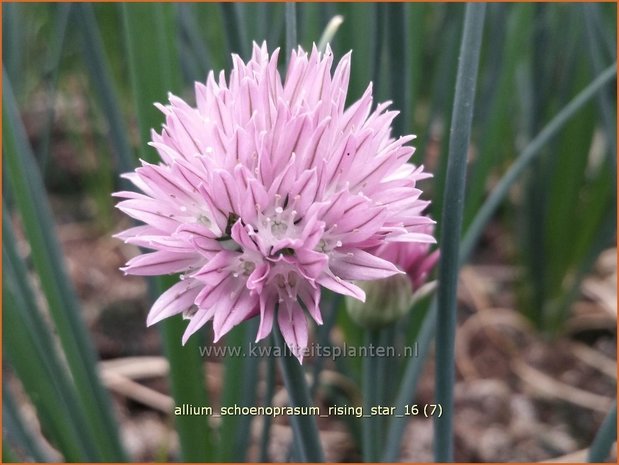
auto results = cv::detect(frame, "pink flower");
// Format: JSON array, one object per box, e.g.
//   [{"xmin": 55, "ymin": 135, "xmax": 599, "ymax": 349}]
[
  {"xmin": 114, "ymin": 43, "xmax": 435, "ymax": 362},
  {"xmin": 346, "ymin": 225, "xmax": 439, "ymax": 329},
  {"xmin": 371, "ymin": 224, "xmax": 440, "ymax": 291}
]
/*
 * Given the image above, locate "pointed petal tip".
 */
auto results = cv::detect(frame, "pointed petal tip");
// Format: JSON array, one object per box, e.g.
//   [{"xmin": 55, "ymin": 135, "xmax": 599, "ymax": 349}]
[{"xmin": 212, "ymin": 331, "xmax": 223, "ymax": 344}]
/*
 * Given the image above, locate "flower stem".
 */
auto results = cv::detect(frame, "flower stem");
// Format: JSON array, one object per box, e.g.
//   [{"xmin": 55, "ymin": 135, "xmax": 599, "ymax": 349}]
[
  {"xmin": 362, "ymin": 328, "xmax": 382, "ymax": 462},
  {"xmin": 259, "ymin": 345, "xmax": 277, "ymax": 461},
  {"xmin": 588, "ymin": 400, "xmax": 617, "ymax": 462},
  {"xmin": 383, "ymin": 301, "xmax": 437, "ymax": 461},
  {"xmin": 273, "ymin": 326, "xmax": 325, "ymax": 462},
  {"xmin": 435, "ymin": 3, "xmax": 486, "ymax": 461}
]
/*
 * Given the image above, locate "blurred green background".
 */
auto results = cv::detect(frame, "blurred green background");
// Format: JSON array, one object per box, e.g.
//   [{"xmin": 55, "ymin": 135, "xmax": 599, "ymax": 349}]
[{"xmin": 3, "ymin": 2, "xmax": 617, "ymax": 462}]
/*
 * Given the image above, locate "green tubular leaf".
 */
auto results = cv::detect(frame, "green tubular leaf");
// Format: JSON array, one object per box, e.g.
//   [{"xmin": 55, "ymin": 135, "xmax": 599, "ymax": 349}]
[
  {"xmin": 121, "ymin": 4, "xmax": 214, "ymax": 460},
  {"xmin": 434, "ymin": 4, "xmax": 486, "ymax": 461},
  {"xmin": 121, "ymin": 3, "xmax": 182, "ymax": 153},
  {"xmin": 3, "ymin": 386, "xmax": 51, "ymax": 462},
  {"xmin": 273, "ymin": 324, "xmax": 325, "ymax": 462},
  {"xmin": 3, "ymin": 300, "xmax": 91, "ymax": 462},
  {"xmin": 237, "ymin": 320, "xmax": 261, "ymax": 456},
  {"xmin": 332, "ymin": 3, "xmax": 372, "ymax": 101},
  {"xmin": 177, "ymin": 4, "xmax": 213, "ymax": 81},
  {"xmin": 423, "ymin": 8, "xmax": 463, "ymax": 220},
  {"xmin": 463, "ymin": 3, "xmax": 531, "ymax": 229},
  {"xmin": 3, "ymin": 211, "xmax": 97, "ymax": 461},
  {"xmin": 582, "ymin": 3, "xmax": 617, "ymax": 168},
  {"xmin": 371, "ymin": 3, "xmax": 386, "ymax": 102},
  {"xmin": 407, "ymin": 3, "xmax": 425, "ymax": 122},
  {"xmin": 588, "ymin": 400, "xmax": 617, "ymax": 462},
  {"xmin": 72, "ymin": 4, "xmax": 136, "ymax": 178},
  {"xmin": 386, "ymin": 3, "xmax": 411, "ymax": 137},
  {"xmin": 336, "ymin": 297, "xmax": 364, "ymax": 382},
  {"xmin": 158, "ymin": 314, "xmax": 215, "ymax": 461},
  {"xmin": 3, "ymin": 71, "xmax": 126, "ymax": 461},
  {"xmin": 383, "ymin": 301, "xmax": 436, "ymax": 462},
  {"xmin": 37, "ymin": 4, "xmax": 71, "ymax": 172},
  {"xmin": 259, "ymin": 352, "xmax": 277, "ymax": 461},
  {"xmin": 285, "ymin": 3, "xmax": 298, "ymax": 60},
  {"xmin": 220, "ymin": 3, "xmax": 250, "ymax": 59},
  {"xmin": 216, "ymin": 323, "xmax": 258, "ymax": 462},
  {"xmin": 386, "ymin": 61, "xmax": 617, "ymax": 462},
  {"xmin": 460, "ymin": 63, "xmax": 617, "ymax": 266},
  {"xmin": 2, "ymin": 2, "xmax": 23, "ymax": 87},
  {"xmin": 309, "ymin": 292, "xmax": 342, "ymax": 399},
  {"xmin": 362, "ymin": 328, "xmax": 392, "ymax": 462}
]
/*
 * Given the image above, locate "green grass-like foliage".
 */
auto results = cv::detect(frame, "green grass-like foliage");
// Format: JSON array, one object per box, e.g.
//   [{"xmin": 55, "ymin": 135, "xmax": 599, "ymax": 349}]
[{"xmin": 3, "ymin": 2, "xmax": 616, "ymax": 462}]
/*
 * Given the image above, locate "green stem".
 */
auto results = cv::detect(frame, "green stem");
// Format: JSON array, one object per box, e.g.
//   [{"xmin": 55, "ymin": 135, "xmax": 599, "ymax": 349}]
[
  {"xmin": 238, "ymin": 321, "xmax": 262, "ymax": 456},
  {"xmin": 435, "ymin": 4, "xmax": 486, "ymax": 461},
  {"xmin": 259, "ymin": 351, "xmax": 277, "ymax": 461},
  {"xmin": 383, "ymin": 303, "xmax": 437, "ymax": 461},
  {"xmin": 273, "ymin": 326, "xmax": 324, "ymax": 462},
  {"xmin": 310, "ymin": 293, "xmax": 342, "ymax": 399},
  {"xmin": 588, "ymin": 400, "xmax": 617, "ymax": 462},
  {"xmin": 386, "ymin": 2, "xmax": 410, "ymax": 137},
  {"xmin": 362, "ymin": 329, "xmax": 382, "ymax": 462}
]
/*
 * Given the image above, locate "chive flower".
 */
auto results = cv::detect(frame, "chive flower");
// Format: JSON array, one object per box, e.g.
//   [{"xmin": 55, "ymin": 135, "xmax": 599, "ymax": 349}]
[{"xmin": 115, "ymin": 43, "xmax": 435, "ymax": 361}]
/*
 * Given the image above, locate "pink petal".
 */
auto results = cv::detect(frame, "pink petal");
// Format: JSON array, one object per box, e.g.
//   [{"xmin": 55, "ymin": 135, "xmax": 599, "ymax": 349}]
[
  {"xmin": 121, "ymin": 251, "xmax": 199, "ymax": 276},
  {"xmin": 317, "ymin": 270, "xmax": 366, "ymax": 302},
  {"xmin": 293, "ymin": 249, "xmax": 328, "ymax": 281},
  {"xmin": 278, "ymin": 301, "xmax": 308, "ymax": 363},
  {"xmin": 182, "ymin": 306, "xmax": 217, "ymax": 345},
  {"xmin": 212, "ymin": 290, "xmax": 257, "ymax": 342},
  {"xmin": 147, "ymin": 280, "xmax": 202, "ymax": 326},
  {"xmin": 193, "ymin": 251, "xmax": 237, "ymax": 285},
  {"xmin": 298, "ymin": 283, "xmax": 322, "ymax": 324},
  {"xmin": 256, "ymin": 290, "xmax": 277, "ymax": 342},
  {"xmin": 329, "ymin": 249, "xmax": 403, "ymax": 281},
  {"xmin": 116, "ymin": 198, "xmax": 180, "ymax": 232},
  {"xmin": 210, "ymin": 169, "xmax": 241, "ymax": 216},
  {"xmin": 247, "ymin": 263, "xmax": 270, "ymax": 293},
  {"xmin": 136, "ymin": 162, "xmax": 196, "ymax": 204},
  {"xmin": 194, "ymin": 274, "xmax": 238, "ymax": 310}
]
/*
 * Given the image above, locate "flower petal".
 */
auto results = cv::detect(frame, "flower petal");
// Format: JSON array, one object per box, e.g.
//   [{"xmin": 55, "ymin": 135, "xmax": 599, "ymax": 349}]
[
  {"xmin": 317, "ymin": 270, "xmax": 366, "ymax": 302},
  {"xmin": 278, "ymin": 300, "xmax": 308, "ymax": 363},
  {"xmin": 147, "ymin": 280, "xmax": 202, "ymax": 326},
  {"xmin": 330, "ymin": 249, "xmax": 403, "ymax": 281},
  {"xmin": 181, "ymin": 306, "xmax": 217, "ymax": 345},
  {"xmin": 121, "ymin": 251, "xmax": 200, "ymax": 276},
  {"xmin": 256, "ymin": 289, "xmax": 277, "ymax": 342},
  {"xmin": 212, "ymin": 289, "xmax": 257, "ymax": 342}
]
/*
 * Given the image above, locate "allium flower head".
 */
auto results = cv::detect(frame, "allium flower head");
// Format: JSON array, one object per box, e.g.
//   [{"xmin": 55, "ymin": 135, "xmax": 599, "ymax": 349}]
[{"xmin": 115, "ymin": 42, "xmax": 435, "ymax": 361}]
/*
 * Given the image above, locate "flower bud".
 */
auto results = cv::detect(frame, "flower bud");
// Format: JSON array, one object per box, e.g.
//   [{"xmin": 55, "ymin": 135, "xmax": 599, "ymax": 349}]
[
  {"xmin": 346, "ymin": 274, "xmax": 415, "ymax": 329},
  {"xmin": 346, "ymin": 233, "xmax": 439, "ymax": 329}
]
